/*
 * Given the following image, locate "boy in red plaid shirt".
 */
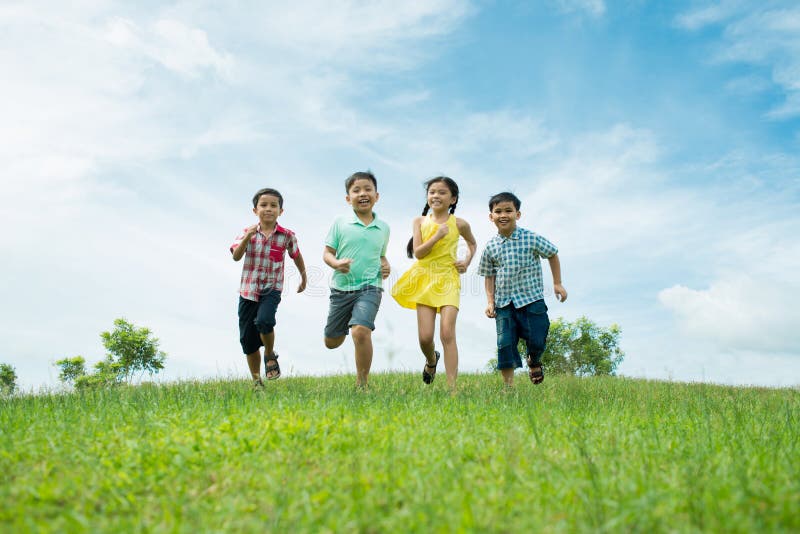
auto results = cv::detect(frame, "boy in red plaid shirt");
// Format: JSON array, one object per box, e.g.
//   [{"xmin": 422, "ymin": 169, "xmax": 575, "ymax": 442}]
[{"xmin": 231, "ymin": 188, "xmax": 307, "ymax": 386}]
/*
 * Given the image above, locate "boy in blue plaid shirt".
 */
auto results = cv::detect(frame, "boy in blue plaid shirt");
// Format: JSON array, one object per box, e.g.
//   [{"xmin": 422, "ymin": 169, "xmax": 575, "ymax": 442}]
[{"xmin": 477, "ymin": 192, "xmax": 568, "ymax": 386}]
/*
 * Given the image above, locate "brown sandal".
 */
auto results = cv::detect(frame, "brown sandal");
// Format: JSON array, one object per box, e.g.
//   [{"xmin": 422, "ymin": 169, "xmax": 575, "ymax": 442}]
[
  {"xmin": 526, "ymin": 355, "xmax": 544, "ymax": 385},
  {"xmin": 264, "ymin": 352, "xmax": 280, "ymax": 380}
]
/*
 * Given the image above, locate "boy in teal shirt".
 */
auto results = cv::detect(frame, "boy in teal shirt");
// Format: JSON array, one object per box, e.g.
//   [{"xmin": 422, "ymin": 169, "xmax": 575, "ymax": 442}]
[{"xmin": 323, "ymin": 171, "xmax": 391, "ymax": 387}]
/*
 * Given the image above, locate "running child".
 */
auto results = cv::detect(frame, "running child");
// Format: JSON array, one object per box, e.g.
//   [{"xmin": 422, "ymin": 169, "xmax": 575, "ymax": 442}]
[
  {"xmin": 477, "ymin": 192, "xmax": 567, "ymax": 387},
  {"xmin": 323, "ymin": 171, "xmax": 391, "ymax": 388},
  {"xmin": 391, "ymin": 177, "xmax": 477, "ymax": 389},
  {"xmin": 231, "ymin": 188, "xmax": 307, "ymax": 386}
]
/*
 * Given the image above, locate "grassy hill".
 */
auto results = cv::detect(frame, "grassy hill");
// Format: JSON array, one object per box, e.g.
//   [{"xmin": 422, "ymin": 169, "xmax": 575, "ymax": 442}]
[{"xmin": 1, "ymin": 373, "xmax": 798, "ymax": 532}]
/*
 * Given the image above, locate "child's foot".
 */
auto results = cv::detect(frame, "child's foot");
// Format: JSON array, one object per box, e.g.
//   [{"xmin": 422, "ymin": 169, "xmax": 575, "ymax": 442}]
[
  {"xmin": 526, "ymin": 356, "xmax": 544, "ymax": 384},
  {"xmin": 252, "ymin": 378, "xmax": 264, "ymax": 389},
  {"xmin": 264, "ymin": 352, "xmax": 281, "ymax": 380},
  {"xmin": 422, "ymin": 350, "xmax": 440, "ymax": 384}
]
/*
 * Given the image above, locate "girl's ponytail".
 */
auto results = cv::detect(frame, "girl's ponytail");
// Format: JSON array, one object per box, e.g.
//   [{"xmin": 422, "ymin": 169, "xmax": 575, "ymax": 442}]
[{"xmin": 406, "ymin": 204, "xmax": 430, "ymax": 258}]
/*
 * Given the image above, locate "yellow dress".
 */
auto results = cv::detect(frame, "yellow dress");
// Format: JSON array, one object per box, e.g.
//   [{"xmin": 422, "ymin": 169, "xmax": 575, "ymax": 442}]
[{"xmin": 392, "ymin": 214, "xmax": 461, "ymax": 311}]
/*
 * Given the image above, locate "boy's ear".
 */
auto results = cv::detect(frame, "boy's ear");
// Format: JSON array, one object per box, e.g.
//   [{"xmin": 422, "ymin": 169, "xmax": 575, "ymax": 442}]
[{"xmin": 516, "ymin": 210, "xmax": 521, "ymax": 220}]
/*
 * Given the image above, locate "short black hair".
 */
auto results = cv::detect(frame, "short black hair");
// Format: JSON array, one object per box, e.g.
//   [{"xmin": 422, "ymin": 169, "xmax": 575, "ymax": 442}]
[
  {"xmin": 345, "ymin": 171, "xmax": 377, "ymax": 192},
  {"xmin": 252, "ymin": 188, "xmax": 283, "ymax": 208},
  {"xmin": 488, "ymin": 192, "xmax": 521, "ymax": 211}
]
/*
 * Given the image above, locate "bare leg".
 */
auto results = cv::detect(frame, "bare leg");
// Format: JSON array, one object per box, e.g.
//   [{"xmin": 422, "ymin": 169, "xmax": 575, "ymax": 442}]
[
  {"xmin": 416, "ymin": 305, "xmax": 437, "ymax": 366},
  {"xmin": 501, "ymin": 368, "xmax": 514, "ymax": 387},
  {"xmin": 324, "ymin": 335, "xmax": 346, "ymax": 349},
  {"xmin": 260, "ymin": 331, "xmax": 278, "ymax": 379},
  {"xmin": 439, "ymin": 306, "xmax": 459, "ymax": 389},
  {"xmin": 351, "ymin": 325, "xmax": 373, "ymax": 387},
  {"xmin": 246, "ymin": 350, "xmax": 262, "ymax": 382}
]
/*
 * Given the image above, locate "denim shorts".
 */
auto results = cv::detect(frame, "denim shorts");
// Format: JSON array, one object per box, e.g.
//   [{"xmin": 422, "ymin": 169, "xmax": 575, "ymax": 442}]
[
  {"xmin": 324, "ymin": 286, "xmax": 383, "ymax": 338},
  {"xmin": 495, "ymin": 299, "xmax": 550, "ymax": 370},
  {"xmin": 238, "ymin": 289, "xmax": 282, "ymax": 354}
]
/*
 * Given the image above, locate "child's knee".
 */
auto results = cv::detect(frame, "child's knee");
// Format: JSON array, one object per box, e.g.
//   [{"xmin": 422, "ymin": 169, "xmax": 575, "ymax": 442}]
[
  {"xmin": 439, "ymin": 328, "xmax": 456, "ymax": 345},
  {"xmin": 254, "ymin": 319, "xmax": 275, "ymax": 334},
  {"xmin": 351, "ymin": 325, "xmax": 372, "ymax": 344},
  {"xmin": 418, "ymin": 333, "xmax": 434, "ymax": 347},
  {"xmin": 325, "ymin": 336, "xmax": 345, "ymax": 349}
]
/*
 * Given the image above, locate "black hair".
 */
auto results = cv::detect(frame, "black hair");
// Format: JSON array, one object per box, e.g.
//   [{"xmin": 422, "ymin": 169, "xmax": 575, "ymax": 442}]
[
  {"xmin": 345, "ymin": 171, "xmax": 377, "ymax": 192},
  {"xmin": 488, "ymin": 191, "xmax": 521, "ymax": 211},
  {"xmin": 406, "ymin": 176, "xmax": 460, "ymax": 258},
  {"xmin": 252, "ymin": 188, "xmax": 283, "ymax": 208}
]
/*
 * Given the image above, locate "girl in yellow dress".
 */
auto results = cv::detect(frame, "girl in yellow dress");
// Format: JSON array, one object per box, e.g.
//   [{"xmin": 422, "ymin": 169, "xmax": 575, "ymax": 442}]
[{"xmin": 391, "ymin": 177, "xmax": 477, "ymax": 388}]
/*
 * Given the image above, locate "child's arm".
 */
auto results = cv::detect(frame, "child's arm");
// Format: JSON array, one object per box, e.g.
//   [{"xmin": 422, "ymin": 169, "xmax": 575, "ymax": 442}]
[
  {"xmin": 547, "ymin": 254, "xmax": 568, "ymax": 302},
  {"xmin": 484, "ymin": 276, "xmax": 496, "ymax": 318},
  {"xmin": 293, "ymin": 251, "xmax": 308, "ymax": 292},
  {"xmin": 323, "ymin": 246, "xmax": 352, "ymax": 273},
  {"xmin": 411, "ymin": 216, "xmax": 448, "ymax": 259},
  {"xmin": 380, "ymin": 256, "xmax": 391, "ymax": 279},
  {"xmin": 231, "ymin": 224, "xmax": 258, "ymax": 261},
  {"xmin": 455, "ymin": 219, "xmax": 477, "ymax": 273}
]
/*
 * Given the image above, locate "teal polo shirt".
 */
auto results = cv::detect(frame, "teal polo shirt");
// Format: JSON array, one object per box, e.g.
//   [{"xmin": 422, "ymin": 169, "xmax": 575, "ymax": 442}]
[{"xmin": 325, "ymin": 211, "xmax": 390, "ymax": 291}]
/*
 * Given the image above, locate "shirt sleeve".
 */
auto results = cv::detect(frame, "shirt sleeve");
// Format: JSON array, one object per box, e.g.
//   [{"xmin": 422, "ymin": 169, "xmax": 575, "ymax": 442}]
[
  {"xmin": 534, "ymin": 234, "xmax": 558, "ymax": 258},
  {"xmin": 230, "ymin": 228, "xmax": 249, "ymax": 254},
  {"xmin": 477, "ymin": 246, "xmax": 496, "ymax": 277},
  {"xmin": 286, "ymin": 232, "xmax": 300, "ymax": 259},
  {"xmin": 380, "ymin": 224, "xmax": 390, "ymax": 256},
  {"xmin": 324, "ymin": 219, "xmax": 339, "ymax": 251}
]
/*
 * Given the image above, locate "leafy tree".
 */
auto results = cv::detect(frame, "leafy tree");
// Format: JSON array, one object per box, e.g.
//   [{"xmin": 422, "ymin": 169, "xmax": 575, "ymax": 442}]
[
  {"xmin": 486, "ymin": 316, "xmax": 624, "ymax": 376},
  {"xmin": 54, "ymin": 319, "xmax": 167, "ymax": 390},
  {"xmin": 74, "ymin": 357, "xmax": 125, "ymax": 390},
  {"xmin": 55, "ymin": 356, "xmax": 87, "ymax": 385},
  {"xmin": 100, "ymin": 318, "xmax": 167, "ymax": 383},
  {"xmin": 541, "ymin": 316, "xmax": 624, "ymax": 376},
  {"xmin": 0, "ymin": 363, "xmax": 17, "ymax": 395}
]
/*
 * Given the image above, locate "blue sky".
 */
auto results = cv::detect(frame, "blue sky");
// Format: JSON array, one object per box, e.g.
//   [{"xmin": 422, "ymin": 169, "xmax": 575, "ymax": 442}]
[{"xmin": 2, "ymin": 1, "xmax": 799, "ymax": 390}]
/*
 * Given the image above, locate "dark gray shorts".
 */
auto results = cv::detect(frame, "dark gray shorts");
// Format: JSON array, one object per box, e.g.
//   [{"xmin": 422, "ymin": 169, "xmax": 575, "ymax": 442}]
[{"xmin": 324, "ymin": 286, "xmax": 383, "ymax": 338}]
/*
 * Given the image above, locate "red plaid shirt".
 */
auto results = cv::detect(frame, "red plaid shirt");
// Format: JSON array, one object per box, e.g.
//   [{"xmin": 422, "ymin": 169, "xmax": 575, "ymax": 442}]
[{"xmin": 231, "ymin": 223, "xmax": 300, "ymax": 301}]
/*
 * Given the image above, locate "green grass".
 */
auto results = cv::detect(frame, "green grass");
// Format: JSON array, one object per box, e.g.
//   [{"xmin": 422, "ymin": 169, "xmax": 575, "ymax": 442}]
[{"xmin": 1, "ymin": 374, "xmax": 798, "ymax": 532}]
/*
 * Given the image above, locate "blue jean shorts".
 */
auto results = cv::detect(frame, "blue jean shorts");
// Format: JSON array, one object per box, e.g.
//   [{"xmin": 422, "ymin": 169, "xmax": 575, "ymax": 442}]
[
  {"xmin": 238, "ymin": 289, "xmax": 282, "ymax": 355},
  {"xmin": 324, "ymin": 286, "xmax": 383, "ymax": 338},
  {"xmin": 495, "ymin": 299, "xmax": 550, "ymax": 370}
]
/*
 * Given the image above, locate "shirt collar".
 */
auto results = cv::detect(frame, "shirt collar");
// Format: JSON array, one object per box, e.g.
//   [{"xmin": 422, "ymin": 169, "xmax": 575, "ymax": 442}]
[
  {"xmin": 349, "ymin": 210, "xmax": 379, "ymax": 227},
  {"xmin": 498, "ymin": 227, "xmax": 520, "ymax": 242},
  {"xmin": 257, "ymin": 223, "xmax": 287, "ymax": 235}
]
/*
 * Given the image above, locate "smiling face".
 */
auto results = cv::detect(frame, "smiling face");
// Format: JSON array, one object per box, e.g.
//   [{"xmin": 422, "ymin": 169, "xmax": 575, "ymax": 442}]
[
  {"xmin": 346, "ymin": 178, "xmax": 379, "ymax": 215},
  {"xmin": 253, "ymin": 193, "xmax": 283, "ymax": 225},
  {"xmin": 426, "ymin": 180, "xmax": 457, "ymax": 213},
  {"xmin": 489, "ymin": 200, "xmax": 521, "ymax": 236}
]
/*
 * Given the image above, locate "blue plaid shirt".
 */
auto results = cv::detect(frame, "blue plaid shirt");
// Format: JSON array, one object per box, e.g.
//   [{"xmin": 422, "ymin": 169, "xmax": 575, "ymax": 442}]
[{"xmin": 477, "ymin": 227, "xmax": 558, "ymax": 308}]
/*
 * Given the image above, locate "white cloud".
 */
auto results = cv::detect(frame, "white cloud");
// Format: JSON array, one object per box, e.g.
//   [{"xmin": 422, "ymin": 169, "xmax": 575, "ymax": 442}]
[
  {"xmin": 659, "ymin": 274, "xmax": 800, "ymax": 354},
  {"xmin": 677, "ymin": 2, "xmax": 800, "ymax": 119},
  {"xmin": 554, "ymin": 0, "xmax": 606, "ymax": 17},
  {"xmin": 103, "ymin": 17, "xmax": 236, "ymax": 79},
  {"xmin": 675, "ymin": 1, "xmax": 743, "ymax": 30}
]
